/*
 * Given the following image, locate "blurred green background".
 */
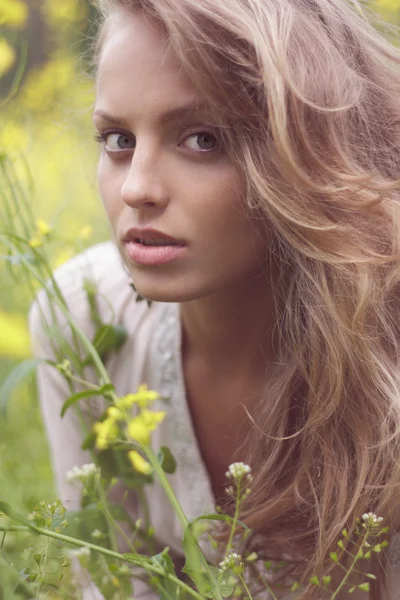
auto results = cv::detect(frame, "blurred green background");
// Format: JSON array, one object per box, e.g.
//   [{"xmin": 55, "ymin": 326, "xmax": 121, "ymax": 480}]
[{"xmin": 0, "ymin": 0, "xmax": 399, "ymax": 596}]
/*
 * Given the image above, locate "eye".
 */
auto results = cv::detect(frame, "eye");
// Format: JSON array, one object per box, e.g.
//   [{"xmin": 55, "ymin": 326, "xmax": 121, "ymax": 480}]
[
  {"xmin": 94, "ymin": 131, "xmax": 135, "ymax": 152},
  {"xmin": 181, "ymin": 132, "xmax": 218, "ymax": 152}
]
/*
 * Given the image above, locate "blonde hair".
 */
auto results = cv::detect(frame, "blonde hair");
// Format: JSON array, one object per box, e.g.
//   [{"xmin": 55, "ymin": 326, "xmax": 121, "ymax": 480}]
[{"xmin": 94, "ymin": 0, "xmax": 400, "ymax": 596}]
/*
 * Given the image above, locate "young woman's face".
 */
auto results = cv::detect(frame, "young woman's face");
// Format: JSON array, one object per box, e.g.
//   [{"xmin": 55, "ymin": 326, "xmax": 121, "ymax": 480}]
[{"xmin": 94, "ymin": 12, "xmax": 268, "ymax": 302}]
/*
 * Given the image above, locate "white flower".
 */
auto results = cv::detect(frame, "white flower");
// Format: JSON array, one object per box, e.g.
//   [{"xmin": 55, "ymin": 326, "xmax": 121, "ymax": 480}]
[
  {"xmin": 219, "ymin": 553, "xmax": 243, "ymax": 572},
  {"xmin": 226, "ymin": 462, "xmax": 252, "ymax": 481},
  {"xmin": 362, "ymin": 513, "xmax": 384, "ymax": 527},
  {"xmin": 66, "ymin": 463, "xmax": 99, "ymax": 484}
]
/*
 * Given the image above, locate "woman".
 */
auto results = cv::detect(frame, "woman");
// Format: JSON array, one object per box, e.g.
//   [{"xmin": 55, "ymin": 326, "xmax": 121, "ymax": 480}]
[{"xmin": 30, "ymin": 0, "xmax": 400, "ymax": 597}]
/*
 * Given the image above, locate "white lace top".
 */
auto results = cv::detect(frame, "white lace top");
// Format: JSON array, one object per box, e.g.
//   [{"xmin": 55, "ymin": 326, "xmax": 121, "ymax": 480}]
[{"xmin": 29, "ymin": 241, "xmax": 400, "ymax": 600}]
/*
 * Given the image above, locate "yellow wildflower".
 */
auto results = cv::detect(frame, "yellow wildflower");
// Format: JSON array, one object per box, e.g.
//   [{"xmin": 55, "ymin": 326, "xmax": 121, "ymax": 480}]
[
  {"xmin": 117, "ymin": 384, "xmax": 160, "ymax": 410},
  {"xmin": 29, "ymin": 236, "xmax": 43, "ymax": 249},
  {"xmin": 93, "ymin": 417, "xmax": 119, "ymax": 450},
  {"xmin": 36, "ymin": 218, "xmax": 52, "ymax": 236},
  {"xmin": 107, "ymin": 406, "xmax": 126, "ymax": 421},
  {"xmin": 0, "ymin": 310, "xmax": 30, "ymax": 358},
  {"xmin": 0, "ymin": 37, "xmax": 15, "ymax": 77},
  {"xmin": 127, "ymin": 409, "xmax": 166, "ymax": 445},
  {"xmin": 128, "ymin": 450, "xmax": 152, "ymax": 475},
  {"xmin": 0, "ymin": 0, "xmax": 29, "ymax": 29},
  {"xmin": 79, "ymin": 225, "xmax": 93, "ymax": 240},
  {"xmin": 29, "ymin": 218, "xmax": 52, "ymax": 249}
]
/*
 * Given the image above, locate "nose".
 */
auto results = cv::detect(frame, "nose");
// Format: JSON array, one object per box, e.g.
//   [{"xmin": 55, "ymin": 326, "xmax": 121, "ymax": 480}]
[{"xmin": 120, "ymin": 145, "xmax": 169, "ymax": 211}]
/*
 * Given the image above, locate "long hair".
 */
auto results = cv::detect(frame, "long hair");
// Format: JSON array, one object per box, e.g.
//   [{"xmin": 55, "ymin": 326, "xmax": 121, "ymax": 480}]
[{"xmin": 93, "ymin": 0, "xmax": 400, "ymax": 596}]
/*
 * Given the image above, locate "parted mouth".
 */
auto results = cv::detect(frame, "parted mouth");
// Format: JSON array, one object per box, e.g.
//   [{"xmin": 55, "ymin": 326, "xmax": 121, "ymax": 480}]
[{"xmin": 123, "ymin": 227, "xmax": 186, "ymax": 246}]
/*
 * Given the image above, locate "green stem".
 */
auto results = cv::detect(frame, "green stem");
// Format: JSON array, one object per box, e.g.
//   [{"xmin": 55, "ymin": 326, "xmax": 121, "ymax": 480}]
[
  {"xmin": 0, "ymin": 237, "xmax": 115, "ymax": 393},
  {"xmin": 255, "ymin": 568, "xmax": 280, "ymax": 600},
  {"xmin": 95, "ymin": 478, "xmax": 118, "ymax": 553},
  {"xmin": 0, "ymin": 525, "xmax": 203, "ymax": 600},
  {"xmin": 142, "ymin": 446, "xmax": 224, "ymax": 600},
  {"xmin": 330, "ymin": 529, "xmax": 370, "ymax": 599},
  {"xmin": 238, "ymin": 573, "xmax": 254, "ymax": 600},
  {"xmin": 144, "ymin": 445, "xmax": 188, "ymax": 529},
  {"xmin": 225, "ymin": 481, "xmax": 241, "ymax": 557}
]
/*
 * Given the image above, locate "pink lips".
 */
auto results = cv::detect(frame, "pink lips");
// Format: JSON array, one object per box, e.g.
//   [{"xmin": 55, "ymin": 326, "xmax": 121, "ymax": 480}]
[{"xmin": 122, "ymin": 228, "xmax": 187, "ymax": 266}]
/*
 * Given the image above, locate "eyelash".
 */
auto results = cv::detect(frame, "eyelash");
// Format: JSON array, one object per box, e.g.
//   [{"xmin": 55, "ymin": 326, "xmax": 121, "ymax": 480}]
[{"xmin": 93, "ymin": 129, "xmax": 220, "ymax": 155}]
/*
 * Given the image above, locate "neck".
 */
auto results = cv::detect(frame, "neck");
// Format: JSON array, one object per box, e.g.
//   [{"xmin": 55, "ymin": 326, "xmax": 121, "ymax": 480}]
[{"xmin": 179, "ymin": 274, "xmax": 277, "ymax": 376}]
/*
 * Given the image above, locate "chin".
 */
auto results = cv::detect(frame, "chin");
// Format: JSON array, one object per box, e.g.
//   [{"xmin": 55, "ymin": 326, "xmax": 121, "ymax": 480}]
[{"xmin": 129, "ymin": 272, "xmax": 216, "ymax": 304}]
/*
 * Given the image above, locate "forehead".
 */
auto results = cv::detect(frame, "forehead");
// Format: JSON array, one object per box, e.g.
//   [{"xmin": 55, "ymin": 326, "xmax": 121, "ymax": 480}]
[{"xmin": 96, "ymin": 12, "xmax": 202, "ymax": 119}]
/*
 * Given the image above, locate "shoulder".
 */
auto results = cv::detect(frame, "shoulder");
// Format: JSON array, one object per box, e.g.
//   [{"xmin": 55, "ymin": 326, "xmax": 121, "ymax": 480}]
[{"xmin": 28, "ymin": 241, "xmax": 151, "ymax": 355}]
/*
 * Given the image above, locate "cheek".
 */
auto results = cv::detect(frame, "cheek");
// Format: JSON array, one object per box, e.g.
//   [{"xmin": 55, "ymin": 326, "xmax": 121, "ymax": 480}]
[
  {"xmin": 97, "ymin": 157, "xmax": 122, "ymax": 220},
  {"xmin": 200, "ymin": 172, "xmax": 247, "ymax": 228}
]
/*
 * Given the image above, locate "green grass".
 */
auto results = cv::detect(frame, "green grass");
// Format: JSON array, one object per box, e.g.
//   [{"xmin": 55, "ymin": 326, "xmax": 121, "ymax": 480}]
[{"xmin": 0, "ymin": 363, "xmax": 55, "ymax": 600}]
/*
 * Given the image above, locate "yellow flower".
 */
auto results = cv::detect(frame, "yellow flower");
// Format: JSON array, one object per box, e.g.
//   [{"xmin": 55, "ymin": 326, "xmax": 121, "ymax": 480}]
[
  {"xmin": 127, "ymin": 410, "xmax": 166, "ymax": 445},
  {"xmin": 29, "ymin": 218, "xmax": 52, "ymax": 249},
  {"xmin": 29, "ymin": 236, "xmax": 43, "ymax": 249},
  {"xmin": 117, "ymin": 384, "xmax": 160, "ymax": 410},
  {"xmin": 128, "ymin": 450, "xmax": 152, "ymax": 475},
  {"xmin": 93, "ymin": 417, "xmax": 119, "ymax": 450},
  {"xmin": 0, "ymin": 0, "xmax": 29, "ymax": 29},
  {"xmin": 0, "ymin": 37, "xmax": 15, "ymax": 77},
  {"xmin": 0, "ymin": 310, "xmax": 30, "ymax": 358},
  {"xmin": 36, "ymin": 218, "xmax": 52, "ymax": 236},
  {"xmin": 107, "ymin": 406, "xmax": 126, "ymax": 421},
  {"xmin": 79, "ymin": 225, "xmax": 92, "ymax": 240}
]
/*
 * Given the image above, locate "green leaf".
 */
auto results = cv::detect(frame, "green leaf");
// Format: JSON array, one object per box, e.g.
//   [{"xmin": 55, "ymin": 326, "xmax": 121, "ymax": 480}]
[
  {"xmin": 83, "ymin": 278, "xmax": 103, "ymax": 328},
  {"xmin": 157, "ymin": 446, "xmax": 177, "ymax": 474},
  {"xmin": 81, "ymin": 430, "xmax": 96, "ymax": 450},
  {"xmin": 84, "ymin": 324, "xmax": 127, "ymax": 364},
  {"xmin": 191, "ymin": 513, "xmax": 251, "ymax": 534},
  {"xmin": 61, "ymin": 383, "xmax": 115, "ymax": 417},
  {"xmin": 310, "ymin": 575, "xmax": 320, "ymax": 585},
  {"xmin": 150, "ymin": 548, "xmax": 180, "ymax": 600},
  {"xmin": 0, "ymin": 358, "xmax": 42, "ymax": 416},
  {"xmin": 182, "ymin": 522, "xmax": 219, "ymax": 597},
  {"xmin": 218, "ymin": 571, "xmax": 236, "ymax": 598},
  {"xmin": 122, "ymin": 553, "xmax": 148, "ymax": 567}
]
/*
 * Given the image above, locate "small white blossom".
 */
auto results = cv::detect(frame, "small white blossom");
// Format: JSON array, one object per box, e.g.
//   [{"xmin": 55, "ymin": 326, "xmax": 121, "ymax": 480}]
[
  {"xmin": 66, "ymin": 463, "xmax": 99, "ymax": 484},
  {"xmin": 226, "ymin": 462, "xmax": 252, "ymax": 481},
  {"xmin": 362, "ymin": 513, "xmax": 384, "ymax": 527},
  {"xmin": 90, "ymin": 529, "xmax": 104, "ymax": 539},
  {"xmin": 219, "ymin": 553, "xmax": 243, "ymax": 572}
]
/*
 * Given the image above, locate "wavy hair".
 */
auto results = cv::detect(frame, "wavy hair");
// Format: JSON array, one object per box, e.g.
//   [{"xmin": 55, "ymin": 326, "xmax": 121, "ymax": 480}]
[{"xmin": 93, "ymin": 0, "xmax": 400, "ymax": 596}]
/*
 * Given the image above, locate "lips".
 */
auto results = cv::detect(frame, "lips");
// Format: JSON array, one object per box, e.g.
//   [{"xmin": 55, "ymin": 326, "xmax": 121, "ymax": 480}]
[{"xmin": 123, "ymin": 227, "xmax": 185, "ymax": 246}]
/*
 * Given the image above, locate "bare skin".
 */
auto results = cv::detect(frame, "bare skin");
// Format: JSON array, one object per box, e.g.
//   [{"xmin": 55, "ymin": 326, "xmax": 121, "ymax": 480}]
[{"xmin": 94, "ymin": 11, "xmax": 277, "ymax": 499}]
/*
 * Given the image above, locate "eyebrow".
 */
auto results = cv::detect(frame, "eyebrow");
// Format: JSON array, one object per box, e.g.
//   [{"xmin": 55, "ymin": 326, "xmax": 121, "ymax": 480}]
[{"xmin": 93, "ymin": 101, "xmax": 212, "ymax": 128}]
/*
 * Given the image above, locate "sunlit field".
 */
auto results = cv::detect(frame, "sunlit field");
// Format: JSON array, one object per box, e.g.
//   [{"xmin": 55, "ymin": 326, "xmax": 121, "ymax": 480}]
[{"xmin": 0, "ymin": 0, "xmax": 399, "ymax": 597}]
